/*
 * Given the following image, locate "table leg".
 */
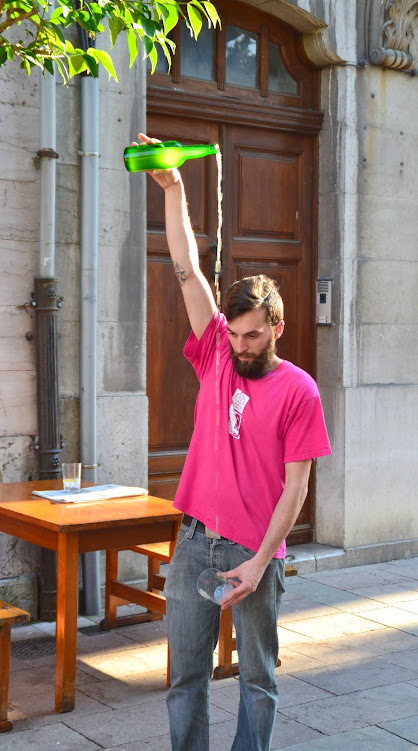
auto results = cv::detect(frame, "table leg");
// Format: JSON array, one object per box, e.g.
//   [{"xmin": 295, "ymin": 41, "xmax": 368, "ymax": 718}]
[
  {"xmin": 0, "ymin": 624, "xmax": 13, "ymax": 732},
  {"xmin": 55, "ymin": 533, "xmax": 79, "ymax": 712},
  {"xmin": 100, "ymin": 549, "xmax": 118, "ymax": 630}
]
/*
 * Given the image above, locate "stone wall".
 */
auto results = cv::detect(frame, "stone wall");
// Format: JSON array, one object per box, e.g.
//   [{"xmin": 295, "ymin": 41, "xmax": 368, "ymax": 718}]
[
  {"xmin": 0, "ymin": 33, "xmax": 149, "ymax": 610},
  {"xmin": 315, "ymin": 2, "xmax": 418, "ymax": 552}
]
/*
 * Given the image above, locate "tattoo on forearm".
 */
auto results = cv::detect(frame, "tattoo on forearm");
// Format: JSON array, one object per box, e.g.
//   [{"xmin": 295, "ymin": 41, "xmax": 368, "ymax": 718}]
[{"xmin": 174, "ymin": 262, "xmax": 187, "ymax": 287}]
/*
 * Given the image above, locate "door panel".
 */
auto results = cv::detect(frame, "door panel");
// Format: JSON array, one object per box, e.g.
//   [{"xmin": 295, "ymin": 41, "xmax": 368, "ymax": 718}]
[
  {"xmin": 223, "ymin": 125, "xmax": 314, "ymax": 377},
  {"xmin": 221, "ymin": 125, "xmax": 315, "ymax": 541},
  {"xmin": 238, "ymin": 151, "xmax": 302, "ymax": 239},
  {"xmin": 146, "ymin": 115, "xmax": 219, "ymax": 499}
]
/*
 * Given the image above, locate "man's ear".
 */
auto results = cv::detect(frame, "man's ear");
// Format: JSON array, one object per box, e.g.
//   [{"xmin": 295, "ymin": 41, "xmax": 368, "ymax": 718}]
[{"xmin": 274, "ymin": 320, "xmax": 285, "ymax": 340}]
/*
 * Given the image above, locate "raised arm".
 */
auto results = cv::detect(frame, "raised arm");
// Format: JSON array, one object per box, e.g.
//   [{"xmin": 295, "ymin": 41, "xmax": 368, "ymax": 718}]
[{"xmin": 137, "ymin": 133, "xmax": 216, "ymax": 340}]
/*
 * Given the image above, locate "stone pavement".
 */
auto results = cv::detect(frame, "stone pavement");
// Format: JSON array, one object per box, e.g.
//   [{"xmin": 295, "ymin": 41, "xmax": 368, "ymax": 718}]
[{"xmin": 5, "ymin": 556, "xmax": 418, "ymax": 750}]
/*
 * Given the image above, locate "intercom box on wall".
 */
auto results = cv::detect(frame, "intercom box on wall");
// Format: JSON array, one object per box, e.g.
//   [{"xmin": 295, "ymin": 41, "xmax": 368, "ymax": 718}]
[{"xmin": 316, "ymin": 278, "xmax": 332, "ymax": 325}]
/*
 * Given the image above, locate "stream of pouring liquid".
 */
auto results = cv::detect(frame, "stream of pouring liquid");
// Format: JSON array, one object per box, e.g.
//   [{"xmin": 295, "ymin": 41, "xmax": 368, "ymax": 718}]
[{"xmin": 214, "ymin": 148, "xmax": 223, "ymax": 536}]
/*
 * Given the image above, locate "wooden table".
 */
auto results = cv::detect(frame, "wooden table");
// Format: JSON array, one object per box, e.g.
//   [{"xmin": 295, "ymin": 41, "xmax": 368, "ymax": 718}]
[{"xmin": 0, "ymin": 481, "xmax": 181, "ymax": 713}]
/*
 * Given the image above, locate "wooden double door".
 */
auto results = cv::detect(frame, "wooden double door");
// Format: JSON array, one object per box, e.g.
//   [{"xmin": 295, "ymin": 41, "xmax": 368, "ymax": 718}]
[
  {"xmin": 145, "ymin": 0, "xmax": 322, "ymax": 544},
  {"xmin": 146, "ymin": 117, "xmax": 318, "ymax": 544}
]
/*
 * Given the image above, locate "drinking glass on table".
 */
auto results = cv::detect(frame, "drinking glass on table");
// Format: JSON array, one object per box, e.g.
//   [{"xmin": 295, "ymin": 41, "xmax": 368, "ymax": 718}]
[{"xmin": 62, "ymin": 463, "xmax": 82, "ymax": 491}]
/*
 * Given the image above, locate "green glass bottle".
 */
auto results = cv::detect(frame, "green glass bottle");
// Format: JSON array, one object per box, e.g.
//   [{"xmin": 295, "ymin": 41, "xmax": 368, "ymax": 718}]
[{"xmin": 124, "ymin": 140, "xmax": 219, "ymax": 172}]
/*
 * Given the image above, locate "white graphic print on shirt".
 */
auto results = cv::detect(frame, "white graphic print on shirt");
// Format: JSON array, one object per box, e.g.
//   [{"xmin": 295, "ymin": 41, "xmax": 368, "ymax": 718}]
[{"xmin": 228, "ymin": 388, "xmax": 250, "ymax": 440}]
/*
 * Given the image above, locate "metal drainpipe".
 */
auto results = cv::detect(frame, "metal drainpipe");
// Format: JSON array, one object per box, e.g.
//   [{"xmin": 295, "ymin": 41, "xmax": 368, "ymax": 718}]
[
  {"xmin": 78, "ymin": 27, "xmax": 101, "ymax": 615},
  {"xmin": 36, "ymin": 61, "xmax": 63, "ymax": 620}
]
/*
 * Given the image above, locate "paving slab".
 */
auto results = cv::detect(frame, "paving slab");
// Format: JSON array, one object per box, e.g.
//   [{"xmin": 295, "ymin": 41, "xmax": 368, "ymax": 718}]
[
  {"xmin": 393, "ymin": 599, "xmax": 418, "ymax": 614},
  {"xmin": 35, "ymin": 617, "xmax": 93, "ymax": 636},
  {"xmin": 381, "ymin": 558, "xmax": 418, "ymax": 567},
  {"xmin": 303, "ymin": 567, "xmax": 418, "ymax": 592},
  {"xmin": 10, "ymin": 662, "xmax": 101, "ymax": 690},
  {"xmin": 76, "ymin": 629, "xmax": 144, "ymax": 654},
  {"xmin": 1, "ymin": 722, "xmax": 101, "ymax": 750},
  {"xmin": 10, "ymin": 624, "xmax": 49, "ymax": 642},
  {"xmin": 280, "ymin": 681, "xmax": 418, "ymax": 734},
  {"xmin": 278, "ymin": 597, "xmax": 342, "ymax": 623},
  {"xmin": 282, "ymin": 580, "xmax": 387, "ymax": 613},
  {"xmin": 9, "ymin": 655, "xmax": 33, "ymax": 672},
  {"xmin": 358, "ymin": 606, "xmax": 418, "ymax": 636},
  {"xmin": 283, "ymin": 636, "xmax": 376, "ymax": 666},
  {"xmin": 63, "ymin": 700, "xmax": 233, "ymax": 747},
  {"xmin": 277, "ymin": 626, "xmax": 317, "ymax": 647},
  {"xmin": 274, "ymin": 646, "xmax": 326, "ymax": 673},
  {"xmin": 10, "ymin": 683, "xmax": 108, "ymax": 719},
  {"xmin": 380, "ymin": 561, "xmax": 418, "ymax": 579},
  {"xmin": 288, "ymin": 656, "xmax": 418, "ymax": 695},
  {"xmin": 280, "ymin": 611, "xmax": 387, "ymax": 640},
  {"xmin": 271, "ymin": 713, "xmax": 325, "ymax": 749},
  {"xmin": 379, "ymin": 715, "xmax": 418, "ymax": 745},
  {"xmin": 78, "ymin": 669, "xmax": 168, "ymax": 709},
  {"xmin": 209, "ymin": 675, "xmax": 333, "ymax": 715},
  {"xmin": 383, "ymin": 647, "xmax": 418, "ymax": 671},
  {"xmin": 101, "ymin": 714, "xmax": 321, "ymax": 751},
  {"xmin": 77, "ymin": 644, "xmax": 163, "ymax": 679},
  {"xmin": 104, "ymin": 734, "xmax": 173, "ymax": 751},
  {"xmin": 350, "ymin": 584, "xmax": 418, "ymax": 605},
  {"xmin": 112, "ymin": 619, "xmax": 168, "ymax": 646},
  {"xmin": 286, "ymin": 625, "xmax": 418, "ymax": 659},
  {"xmin": 205, "ymin": 713, "xmax": 325, "ymax": 750},
  {"xmin": 279, "ymin": 725, "xmax": 418, "ymax": 750}
]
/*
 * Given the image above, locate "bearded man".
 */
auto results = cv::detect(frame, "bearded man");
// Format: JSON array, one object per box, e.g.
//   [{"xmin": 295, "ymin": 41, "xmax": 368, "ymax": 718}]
[{"xmin": 137, "ymin": 133, "xmax": 331, "ymax": 751}]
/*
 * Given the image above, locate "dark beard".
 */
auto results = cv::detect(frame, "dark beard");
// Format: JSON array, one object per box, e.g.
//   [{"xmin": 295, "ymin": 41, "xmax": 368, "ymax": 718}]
[{"xmin": 230, "ymin": 335, "xmax": 276, "ymax": 380}]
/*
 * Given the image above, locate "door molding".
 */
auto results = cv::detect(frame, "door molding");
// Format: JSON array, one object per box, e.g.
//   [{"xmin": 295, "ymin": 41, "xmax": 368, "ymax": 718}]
[{"xmin": 147, "ymin": 89, "xmax": 324, "ymax": 135}]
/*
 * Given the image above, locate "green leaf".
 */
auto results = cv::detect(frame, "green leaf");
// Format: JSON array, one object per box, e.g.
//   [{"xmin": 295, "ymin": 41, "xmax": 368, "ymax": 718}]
[
  {"xmin": 142, "ymin": 34, "xmax": 153, "ymax": 56},
  {"xmin": 126, "ymin": 27, "xmax": 138, "ymax": 67},
  {"xmin": 87, "ymin": 47, "xmax": 118, "ymax": 81},
  {"xmin": 109, "ymin": 15, "xmax": 124, "ymax": 47},
  {"xmin": 161, "ymin": 3, "xmax": 178, "ymax": 35},
  {"xmin": 68, "ymin": 53, "xmax": 87, "ymax": 75},
  {"xmin": 44, "ymin": 57, "xmax": 54, "ymax": 75},
  {"xmin": 49, "ymin": 7, "xmax": 64, "ymax": 22},
  {"xmin": 0, "ymin": 47, "xmax": 7, "ymax": 66},
  {"xmin": 88, "ymin": 3, "xmax": 103, "ymax": 16},
  {"xmin": 83, "ymin": 52, "xmax": 98, "ymax": 76},
  {"xmin": 187, "ymin": 4, "xmax": 202, "ymax": 39},
  {"xmin": 50, "ymin": 24, "xmax": 66, "ymax": 47},
  {"xmin": 138, "ymin": 13, "xmax": 157, "ymax": 38},
  {"xmin": 147, "ymin": 42, "xmax": 157, "ymax": 73},
  {"xmin": 202, "ymin": 1, "xmax": 221, "ymax": 28},
  {"xmin": 20, "ymin": 57, "xmax": 32, "ymax": 74},
  {"xmin": 55, "ymin": 56, "xmax": 69, "ymax": 83},
  {"xmin": 157, "ymin": 37, "xmax": 172, "ymax": 71},
  {"xmin": 76, "ymin": 10, "xmax": 97, "ymax": 32}
]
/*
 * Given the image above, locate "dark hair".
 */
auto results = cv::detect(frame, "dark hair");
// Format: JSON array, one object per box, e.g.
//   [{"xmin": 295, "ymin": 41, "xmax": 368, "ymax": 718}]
[{"xmin": 223, "ymin": 275, "xmax": 284, "ymax": 326}]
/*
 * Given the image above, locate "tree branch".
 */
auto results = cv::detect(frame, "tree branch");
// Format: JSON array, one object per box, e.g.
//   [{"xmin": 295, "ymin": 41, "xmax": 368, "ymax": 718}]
[{"xmin": 0, "ymin": 6, "xmax": 39, "ymax": 33}]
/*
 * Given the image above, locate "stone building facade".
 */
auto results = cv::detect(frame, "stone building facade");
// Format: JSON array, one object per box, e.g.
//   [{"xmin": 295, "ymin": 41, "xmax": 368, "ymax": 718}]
[{"xmin": 0, "ymin": 0, "xmax": 417, "ymax": 616}]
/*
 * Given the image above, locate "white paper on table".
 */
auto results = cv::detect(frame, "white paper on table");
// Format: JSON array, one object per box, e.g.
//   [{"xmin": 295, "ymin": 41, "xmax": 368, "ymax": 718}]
[{"xmin": 31, "ymin": 484, "xmax": 148, "ymax": 503}]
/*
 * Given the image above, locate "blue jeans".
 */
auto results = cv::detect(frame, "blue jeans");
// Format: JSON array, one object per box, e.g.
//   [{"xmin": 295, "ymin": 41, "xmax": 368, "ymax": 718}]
[{"xmin": 165, "ymin": 519, "xmax": 285, "ymax": 751}]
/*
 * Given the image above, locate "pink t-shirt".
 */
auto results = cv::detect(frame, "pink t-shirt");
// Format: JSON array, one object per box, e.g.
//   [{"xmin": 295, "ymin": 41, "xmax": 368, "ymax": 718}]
[{"xmin": 174, "ymin": 310, "xmax": 332, "ymax": 558}]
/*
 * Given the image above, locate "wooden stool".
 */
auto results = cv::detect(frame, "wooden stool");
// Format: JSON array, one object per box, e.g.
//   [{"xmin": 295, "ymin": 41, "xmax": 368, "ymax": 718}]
[
  {"xmin": 0, "ymin": 601, "xmax": 30, "ymax": 732},
  {"xmin": 214, "ymin": 563, "xmax": 298, "ymax": 678},
  {"xmin": 102, "ymin": 543, "xmax": 297, "ymax": 683}
]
